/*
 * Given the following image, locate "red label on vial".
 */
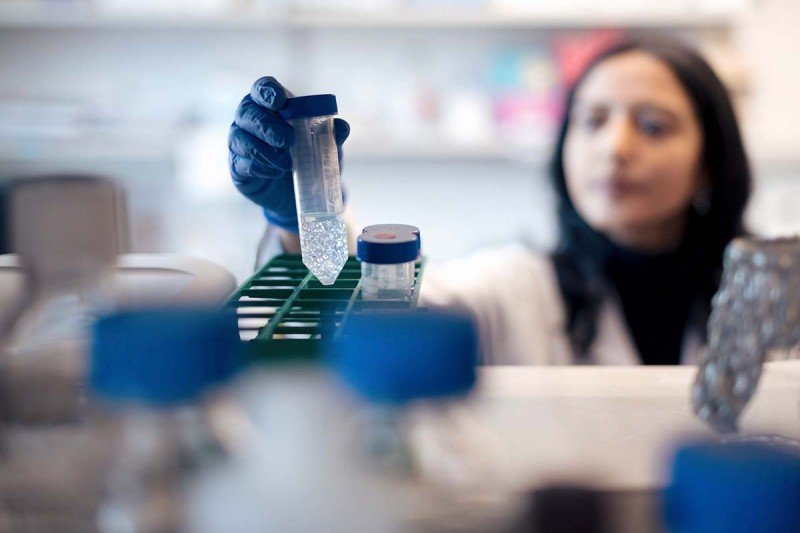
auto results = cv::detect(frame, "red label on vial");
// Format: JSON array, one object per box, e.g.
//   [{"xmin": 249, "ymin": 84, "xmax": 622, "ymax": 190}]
[{"xmin": 375, "ymin": 233, "xmax": 397, "ymax": 239}]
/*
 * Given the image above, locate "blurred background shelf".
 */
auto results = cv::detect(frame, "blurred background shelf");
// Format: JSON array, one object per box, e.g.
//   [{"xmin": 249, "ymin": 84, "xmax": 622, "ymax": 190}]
[
  {"xmin": 2, "ymin": 0, "xmax": 799, "ymax": 284},
  {"xmin": 0, "ymin": 133, "xmax": 545, "ymax": 164},
  {"xmin": 6, "ymin": 129, "xmax": 800, "ymax": 169},
  {"xmin": 0, "ymin": 1, "xmax": 741, "ymax": 30}
]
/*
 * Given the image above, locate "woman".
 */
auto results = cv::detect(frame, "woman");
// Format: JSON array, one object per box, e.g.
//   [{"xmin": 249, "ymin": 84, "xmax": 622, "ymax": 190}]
[{"xmin": 228, "ymin": 36, "xmax": 751, "ymax": 365}]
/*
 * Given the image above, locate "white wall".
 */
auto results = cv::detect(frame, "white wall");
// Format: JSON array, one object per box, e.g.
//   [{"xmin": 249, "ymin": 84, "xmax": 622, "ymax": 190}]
[
  {"xmin": 733, "ymin": 0, "xmax": 800, "ymax": 237},
  {"xmin": 735, "ymin": 0, "xmax": 800, "ymax": 163},
  {"xmin": 345, "ymin": 160, "xmax": 557, "ymax": 260}
]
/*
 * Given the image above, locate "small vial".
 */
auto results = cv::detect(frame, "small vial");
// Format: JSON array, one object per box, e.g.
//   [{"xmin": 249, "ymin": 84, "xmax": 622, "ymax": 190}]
[
  {"xmin": 357, "ymin": 224, "xmax": 420, "ymax": 301},
  {"xmin": 363, "ymin": 224, "xmax": 421, "ymax": 252},
  {"xmin": 280, "ymin": 94, "xmax": 347, "ymax": 286}
]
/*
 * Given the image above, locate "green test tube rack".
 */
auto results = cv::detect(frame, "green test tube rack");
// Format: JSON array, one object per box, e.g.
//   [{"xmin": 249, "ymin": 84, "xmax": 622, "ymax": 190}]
[{"xmin": 227, "ymin": 254, "xmax": 425, "ymax": 359}]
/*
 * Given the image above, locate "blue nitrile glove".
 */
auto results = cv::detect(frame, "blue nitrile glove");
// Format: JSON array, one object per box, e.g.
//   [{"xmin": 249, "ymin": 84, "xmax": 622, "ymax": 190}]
[{"xmin": 228, "ymin": 77, "xmax": 351, "ymax": 232}]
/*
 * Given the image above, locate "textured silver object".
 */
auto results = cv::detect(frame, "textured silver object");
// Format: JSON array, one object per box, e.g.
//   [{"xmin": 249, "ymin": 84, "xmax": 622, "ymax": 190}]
[{"xmin": 692, "ymin": 237, "xmax": 800, "ymax": 433}]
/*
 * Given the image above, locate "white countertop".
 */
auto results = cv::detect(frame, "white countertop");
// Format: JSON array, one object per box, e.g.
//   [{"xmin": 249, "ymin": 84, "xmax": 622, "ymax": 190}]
[{"xmin": 458, "ymin": 363, "xmax": 800, "ymax": 491}]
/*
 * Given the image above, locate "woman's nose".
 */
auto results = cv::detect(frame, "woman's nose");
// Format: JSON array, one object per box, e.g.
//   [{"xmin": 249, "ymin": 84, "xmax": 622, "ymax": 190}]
[{"xmin": 604, "ymin": 116, "xmax": 636, "ymax": 164}]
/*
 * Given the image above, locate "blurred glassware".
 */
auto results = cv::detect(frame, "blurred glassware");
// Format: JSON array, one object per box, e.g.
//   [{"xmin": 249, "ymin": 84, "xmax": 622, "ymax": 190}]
[
  {"xmin": 439, "ymin": 87, "xmax": 495, "ymax": 148},
  {"xmin": 332, "ymin": 309, "xmax": 519, "ymax": 531},
  {"xmin": 94, "ymin": 0, "xmax": 235, "ymax": 16},
  {"xmin": 664, "ymin": 440, "xmax": 800, "ymax": 533},
  {"xmin": 0, "ymin": 176, "xmax": 124, "ymax": 424},
  {"xmin": 280, "ymin": 0, "xmax": 401, "ymax": 13},
  {"xmin": 190, "ymin": 350, "xmax": 394, "ymax": 533},
  {"xmin": 490, "ymin": 49, "xmax": 560, "ymax": 152},
  {"xmin": 0, "ymin": 176, "xmax": 126, "ymax": 529},
  {"xmin": 90, "ymin": 308, "xmax": 241, "ymax": 533},
  {"xmin": 692, "ymin": 237, "xmax": 800, "ymax": 433}
]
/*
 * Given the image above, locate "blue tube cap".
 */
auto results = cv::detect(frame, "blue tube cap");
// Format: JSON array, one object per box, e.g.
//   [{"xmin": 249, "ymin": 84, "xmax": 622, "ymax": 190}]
[
  {"xmin": 90, "ymin": 308, "xmax": 243, "ymax": 406},
  {"xmin": 664, "ymin": 441, "xmax": 800, "ymax": 533},
  {"xmin": 279, "ymin": 94, "xmax": 338, "ymax": 120},
  {"xmin": 357, "ymin": 228, "xmax": 419, "ymax": 265},
  {"xmin": 362, "ymin": 224, "xmax": 421, "ymax": 253},
  {"xmin": 329, "ymin": 309, "xmax": 478, "ymax": 404}
]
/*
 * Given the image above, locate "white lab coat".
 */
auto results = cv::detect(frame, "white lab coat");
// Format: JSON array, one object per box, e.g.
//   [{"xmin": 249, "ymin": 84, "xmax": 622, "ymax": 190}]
[
  {"xmin": 420, "ymin": 243, "xmax": 704, "ymax": 366},
  {"xmin": 257, "ymin": 218, "xmax": 703, "ymax": 366}
]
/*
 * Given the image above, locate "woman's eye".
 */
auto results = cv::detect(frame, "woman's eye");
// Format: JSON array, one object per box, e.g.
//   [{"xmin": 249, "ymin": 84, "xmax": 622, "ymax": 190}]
[
  {"xmin": 639, "ymin": 118, "xmax": 669, "ymax": 137},
  {"xmin": 581, "ymin": 114, "xmax": 605, "ymax": 130}
]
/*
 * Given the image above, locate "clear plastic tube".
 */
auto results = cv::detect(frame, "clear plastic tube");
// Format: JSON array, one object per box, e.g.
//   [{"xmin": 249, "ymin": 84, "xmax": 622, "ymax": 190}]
[
  {"xmin": 357, "ymin": 224, "xmax": 419, "ymax": 300},
  {"xmin": 361, "ymin": 261, "xmax": 415, "ymax": 301},
  {"xmin": 286, "ymin": 111, "xmax": 348, "ymax": 286}
]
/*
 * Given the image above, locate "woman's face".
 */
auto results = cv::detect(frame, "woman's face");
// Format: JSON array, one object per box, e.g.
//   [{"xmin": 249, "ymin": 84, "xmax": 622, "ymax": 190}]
[{"xmin": 563, "ymin": 50, "xmax": 704, "ymax": 252}]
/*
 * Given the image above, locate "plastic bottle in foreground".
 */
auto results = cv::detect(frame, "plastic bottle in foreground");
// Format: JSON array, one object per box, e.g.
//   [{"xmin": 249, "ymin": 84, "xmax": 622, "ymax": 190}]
[
  {"xmin": 190, "ymin": 352, "xmax": 393, "ymax": 533},
  {"xmin": 90, "ymin": 308, "xmax": 241, "ymax": 533},
  {"xmin": 664, "ymin": 441, "xmax": 800, "ymax": 533},
  {"xmin": 0, "ymin": 176, "xmax": 124, "ymax": 530},
  {"xmin": 280, "ymin": 94, "xmax": 348, "ymax": 286},
  {"xmin": 1, "ymin": 176, "xmax": 122, "ymax": 422},
  {"xmin": 331, "ymin": 310, "xmax": 517, "ymax": 530},
  {"xmin": 358, "ymin": 225, "xmax": 420, "ymax": 301}
]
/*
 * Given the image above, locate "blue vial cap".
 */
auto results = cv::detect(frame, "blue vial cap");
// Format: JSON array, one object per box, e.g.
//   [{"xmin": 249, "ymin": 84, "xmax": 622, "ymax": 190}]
[
  {"xmin": 357, "ymin": 229, "xmax": 418, "ymax": 265},
  {"xmin": 90, "ymin": 308, "xmax": 243, "ymax": 406},
  {"xmin": 664, "ymin": 441, "xmax": 800, "ymax": 533},
  {"xmin": 329, "ymin": 309, "xmax": 478, "ymax": 404},
  {"xmin": 362, "ymin": 224, "xmax": 421, "ymax": 253},
  {"xmin": 279, "ymin": 94, "xmax": 338, "ymax": 120}
]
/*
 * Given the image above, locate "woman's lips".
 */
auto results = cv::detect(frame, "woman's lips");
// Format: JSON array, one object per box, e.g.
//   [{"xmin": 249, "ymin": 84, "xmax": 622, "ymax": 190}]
[{"xmin": 593, "ymin": 176, "xmax": 646, "ymax": 199}]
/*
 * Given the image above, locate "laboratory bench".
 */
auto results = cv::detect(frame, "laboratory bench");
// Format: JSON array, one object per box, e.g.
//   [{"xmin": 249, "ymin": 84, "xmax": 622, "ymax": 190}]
[
  {"xmin": 396, "ymin": 362, "xmax": 800, "ymax": 531},
  {"xmin": 2, "ymin": 249, "xmax": 799, "ymax": 530},
  {"xmin": 469, "ymin": 363, "xmax": 800, "ymax": 491}
]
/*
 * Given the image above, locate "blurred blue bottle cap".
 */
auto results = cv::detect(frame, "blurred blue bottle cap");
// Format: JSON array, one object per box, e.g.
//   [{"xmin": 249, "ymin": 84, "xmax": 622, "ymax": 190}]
[
  {"xmin": 357, "ymin": 227, "xmax": 419, "ymax": 265},
  {"xmin": 362, "ymin": 224, "xmax": 421, "ymax": 253},
  {"xmin": 279, "ymin": 94, "xmax": 337, "ymax": 120},
  {"xmin": 664, "ymin": 441, "xmax": 800, "ymax": 533},
  {"xmin": 330, "ymin": 309, "xmax": 477, "ymax": 404},
  {"xmin": 91, "ymin": 308, "xmax": 243, "ymax": 406}
]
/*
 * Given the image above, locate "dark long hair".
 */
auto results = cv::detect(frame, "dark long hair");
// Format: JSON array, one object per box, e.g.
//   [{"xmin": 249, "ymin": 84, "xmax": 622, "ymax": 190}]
[{"xmin": 550, "ymin": 36, "xmax": 751, "ymax": 358}]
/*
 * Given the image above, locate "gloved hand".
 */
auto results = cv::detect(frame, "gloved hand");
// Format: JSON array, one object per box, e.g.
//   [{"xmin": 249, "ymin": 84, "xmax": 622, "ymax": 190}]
[{"xmin": 229, "ymin": 76, "xmax": 351, "ymax": 232}]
